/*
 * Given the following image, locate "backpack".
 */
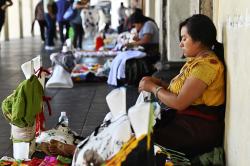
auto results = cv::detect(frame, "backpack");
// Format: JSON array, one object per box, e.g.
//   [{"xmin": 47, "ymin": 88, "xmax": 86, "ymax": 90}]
[{"xmin": 1, "ymin": 75, "xmax": 44, "ymax": 128}]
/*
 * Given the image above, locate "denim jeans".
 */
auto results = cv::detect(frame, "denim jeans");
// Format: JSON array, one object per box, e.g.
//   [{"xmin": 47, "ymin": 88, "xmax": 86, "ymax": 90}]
[{"xmin": 44, "ymin": 13, "xmax": 56, "ymax": 46}]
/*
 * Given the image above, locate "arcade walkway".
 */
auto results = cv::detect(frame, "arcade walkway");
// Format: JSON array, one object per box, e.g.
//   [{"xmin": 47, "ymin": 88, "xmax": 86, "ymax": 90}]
[{"xmin": 0, "ymin": 37, "xmax": 139, "ymax": 157}]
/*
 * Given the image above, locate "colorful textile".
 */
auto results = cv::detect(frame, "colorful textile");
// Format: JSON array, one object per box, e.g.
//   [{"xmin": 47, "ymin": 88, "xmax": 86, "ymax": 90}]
[
  {"xmin": 168, "ymin": 52, "xmax": 225, "ymax": 106},
  {"xmin": 74, "ymin": 50, "xmax": 117, "ymax": 58},
  {"xmin": 71, "ymin": 63, "xmax": 107, "ymax": 82},
  {"xmin": 1, "ymin": 75, "xmax": 44, "ymax": 128},
  {"xmin": 105, "ymin": 135, "xmax": 154, "ymax": 166}
]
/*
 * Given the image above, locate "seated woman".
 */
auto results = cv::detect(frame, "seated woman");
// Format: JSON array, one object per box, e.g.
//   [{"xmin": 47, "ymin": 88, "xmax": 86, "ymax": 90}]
[
  {"xmin": 138, "ymin": 14, "xmax": 225, "ymax": 157},
  {"xmin": 107, "ymin": 9, "xmax": 160, "ymax": 86}
]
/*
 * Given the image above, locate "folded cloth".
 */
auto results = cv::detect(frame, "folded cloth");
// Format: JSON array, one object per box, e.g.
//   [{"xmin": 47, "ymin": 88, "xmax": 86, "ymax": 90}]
[
  {"xmin": 50, "ymin": 51, "xmax": 76, "ymax": 73},
  {"xmin": 107, "ymin": 50, "xmax": 146, "ymax": 86}
]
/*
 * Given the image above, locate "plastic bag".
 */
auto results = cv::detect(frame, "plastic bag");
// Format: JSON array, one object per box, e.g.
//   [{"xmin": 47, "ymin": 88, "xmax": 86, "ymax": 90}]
[{"xmin": 63, "ymin": 5, "xmax": 76, "ymax": 21}]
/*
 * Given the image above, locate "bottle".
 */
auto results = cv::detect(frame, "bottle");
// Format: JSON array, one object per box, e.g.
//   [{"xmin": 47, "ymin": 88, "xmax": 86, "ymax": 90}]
[{"xmin": 58, "ymin": 111, "xmax": 69, "ymax": 127}]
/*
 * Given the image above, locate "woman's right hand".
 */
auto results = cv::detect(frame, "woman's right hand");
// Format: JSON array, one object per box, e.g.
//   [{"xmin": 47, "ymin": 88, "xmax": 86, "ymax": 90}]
[
  {"xmin": 138, "ymin": 77, "xmax": 158, "ymax": 93},
  {"xmin": 141, "ymin": 76, "xmax": 162, "ymax": 85}
]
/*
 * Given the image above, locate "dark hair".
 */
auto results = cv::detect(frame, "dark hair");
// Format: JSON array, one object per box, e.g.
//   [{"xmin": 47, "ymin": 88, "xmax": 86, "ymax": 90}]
[
  {"xmin": 129, "ymin": 8, "xmax": 148, "ymax": 24},
  {"xmin": 129, "ymin": 8, "xmax": 156, "ymax": 25},
  {"xmin": 179, "ymin": 14, "xmax": 224, "ymax": 63}
]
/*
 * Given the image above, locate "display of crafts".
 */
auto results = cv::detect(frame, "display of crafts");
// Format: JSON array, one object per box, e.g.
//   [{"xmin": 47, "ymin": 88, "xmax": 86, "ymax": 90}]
[
  {"xmin": 0, "ymin": 156, "xmax": 71, "ymax": 166},
  {"xmin": 71, "ymin": 63, "xmax": 107, "ymax": 82},
  {"xmin": 74, "ymin": 50, "xmax": 117, "ymax": 58}
]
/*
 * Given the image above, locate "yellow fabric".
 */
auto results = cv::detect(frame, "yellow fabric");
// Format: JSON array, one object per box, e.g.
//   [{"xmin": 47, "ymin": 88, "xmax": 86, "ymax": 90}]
[
  {"xmin": 168, "ymin": 52, "xmax": 225, "ymax": 106},
  {"xmin": 105, "ymin": 135, "xmax": 146, "ymax": 166}
]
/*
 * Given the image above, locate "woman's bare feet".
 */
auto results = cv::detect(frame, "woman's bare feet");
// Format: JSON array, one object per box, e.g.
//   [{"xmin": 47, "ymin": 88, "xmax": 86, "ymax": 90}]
[{"xmin": 48, "ymin": 139, "xmax": 76, "ymax": 157}]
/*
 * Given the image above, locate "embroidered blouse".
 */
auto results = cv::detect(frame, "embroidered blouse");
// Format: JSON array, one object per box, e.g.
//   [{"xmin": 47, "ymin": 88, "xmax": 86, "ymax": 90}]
[{"xmin": 168, "ymin": 52, "xmax": 225, "ymax": 106}]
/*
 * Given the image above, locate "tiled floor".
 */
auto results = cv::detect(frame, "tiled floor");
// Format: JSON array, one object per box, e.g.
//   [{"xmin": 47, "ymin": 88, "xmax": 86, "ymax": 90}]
[{"xmin": 0, "ymin": 37, "xmax": 180, "ymax": 158}]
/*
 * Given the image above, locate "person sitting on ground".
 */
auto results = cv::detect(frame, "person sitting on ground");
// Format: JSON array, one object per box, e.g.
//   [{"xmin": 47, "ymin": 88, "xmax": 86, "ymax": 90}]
[
  {"xmin": 125, "ymin": 8, "xmax": 159, "ymax": 56},
  {"xmin": 107, "ymin": 9, "xmax": 160, "ymax": 86},
  {"xmin": 138, "ymin": 14, "xmax": 225, "ymax": 158}
]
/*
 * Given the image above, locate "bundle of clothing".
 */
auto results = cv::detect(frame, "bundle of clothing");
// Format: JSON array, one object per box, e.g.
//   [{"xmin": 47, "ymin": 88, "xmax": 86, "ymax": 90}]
[{"xmin": 46, "ymin": 47, "xmax": 76, "ymax": 88}]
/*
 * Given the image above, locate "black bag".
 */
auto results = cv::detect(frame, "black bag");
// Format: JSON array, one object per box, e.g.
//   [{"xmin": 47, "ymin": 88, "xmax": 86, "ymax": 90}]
[{"xmin": 125, "ymin": 57, "xmax": 157, "ymax": 86}]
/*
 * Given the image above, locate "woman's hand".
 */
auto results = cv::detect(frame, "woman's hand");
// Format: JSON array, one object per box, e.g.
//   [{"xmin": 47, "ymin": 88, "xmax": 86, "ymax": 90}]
[
  {"xmin": 133, "ymin": 35, "xmax": 140, "ymax": 41},
  {"xmin": 138, "ymin": 77, "xmax": 157, "ymax": 93},
  {"xmin": 125, "ymin": 42, "xmax": 134, "ymax": 48}
]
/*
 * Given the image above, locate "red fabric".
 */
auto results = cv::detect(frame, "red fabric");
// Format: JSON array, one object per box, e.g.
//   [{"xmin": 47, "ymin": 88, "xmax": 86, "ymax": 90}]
[
  {"xmin": 26, "ymin": 157, "xmax": 44, "ymax": 166},
  {"xmin": 178, "ymin": 107, "xmax": 218, "ymax": 121},
  {"xmin": 95, "ymin": 36, "xmax": 104, "ymax": 51},
  {"xmin": 35, "ymin": 67, "xmax": 51, "ymax": 78},
  {"xmin": 35, "ymin": 96, "xmax": 52, "ymax": 136}
]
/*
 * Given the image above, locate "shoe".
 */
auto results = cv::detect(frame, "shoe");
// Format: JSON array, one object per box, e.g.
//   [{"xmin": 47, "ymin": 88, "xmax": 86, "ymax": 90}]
[
  {"xmin": 45, "ymin": 46, "xmax": 55, "ymax": 50},
  {"xmin": 49, "ymin": 46, "xmax": 55, "ymax": 50}
]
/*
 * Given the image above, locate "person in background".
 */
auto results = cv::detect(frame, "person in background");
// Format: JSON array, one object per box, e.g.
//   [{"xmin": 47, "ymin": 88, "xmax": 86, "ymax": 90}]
[
  {"xmin": 44, "ymin": 0, "xmax": 57, "ymax": 50},
  {"xmin": 117, "ymin": 2, "xmax": 127, "ymax": 33},
  {"xmin": 0, "ymin": 0, "xmax": 13, "ymax": 48},
  {"xmin": 107, "ymin": 10, "xmax": 160, "ymax": 86},
  {"xmin": 127, "ymin": 8, "xmax": 160, "ymax": 63},
  {"xmin": 32, "ymin": 0, "xmax": 46, "ymax": 42},
  {"xmin": 56, "ymin": 0, "xmax": 71, "ymax": 46},
  {"xmin": 138, "ymin": 14, "xmax": 225, "ymax": 157},
  {"xmin": 70, "ymin": 0, "xmax": 89, "ymax": 50},
  {"xmin": 126, "ymin": 8, "xmax": 159, "ymax": 48}
]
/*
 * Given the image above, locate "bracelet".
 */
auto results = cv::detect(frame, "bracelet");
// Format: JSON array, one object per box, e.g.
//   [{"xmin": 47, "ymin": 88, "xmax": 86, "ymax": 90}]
[{"xmin": 154, "ymin": 86, "xmax": 163, "ymax": 99}]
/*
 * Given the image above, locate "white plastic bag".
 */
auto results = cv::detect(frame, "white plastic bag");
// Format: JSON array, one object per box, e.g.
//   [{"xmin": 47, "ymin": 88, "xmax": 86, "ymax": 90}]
[
  {"xmin": 128, "ymin": 91, "xmax": 161, "ymax": 138},
  {"xmin": 72, "ymin": 88, "xmax": 132, "ymax": 165},
  {"xmin": 46, "ymin": 64, "xmax": 73, "ymax": 88}
]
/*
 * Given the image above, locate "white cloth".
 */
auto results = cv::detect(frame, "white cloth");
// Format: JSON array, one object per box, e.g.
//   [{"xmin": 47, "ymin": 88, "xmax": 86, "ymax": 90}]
[
  {"xmin": 107, "ymin": 50, "xmax": 146, "ymax": 86},
  {"xmin": 81, "ymin": 7, "xmax": 99, "ymax": 38},
  {"xmin": 46, "ymin": 65, "xmax": 73, "ymax": 88},
  {"xmin": 72, "ymin": 114, "xmax": 131, "ymax": 166}
]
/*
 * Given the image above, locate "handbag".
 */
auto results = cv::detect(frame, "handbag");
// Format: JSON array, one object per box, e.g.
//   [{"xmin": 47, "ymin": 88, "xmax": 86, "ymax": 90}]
[{"xmin": 63, "ymin": 5, "xmax": 76, "ymax": 21}]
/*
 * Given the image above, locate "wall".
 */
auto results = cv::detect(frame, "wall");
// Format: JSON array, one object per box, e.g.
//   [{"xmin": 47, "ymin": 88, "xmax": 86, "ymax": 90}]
[
  {"xmin": 215, "ymin": 0, "xmax": 250, "ymax": 165},
  {"xmin": 166, "ymin": 0, "xmax": 199, "ymax": 61}
]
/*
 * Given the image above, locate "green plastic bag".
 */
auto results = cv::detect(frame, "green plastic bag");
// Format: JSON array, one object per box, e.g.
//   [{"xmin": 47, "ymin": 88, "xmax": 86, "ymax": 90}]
[{"xmin": 68, "ymin": 26, "xmax": 74, "ymax": 42}]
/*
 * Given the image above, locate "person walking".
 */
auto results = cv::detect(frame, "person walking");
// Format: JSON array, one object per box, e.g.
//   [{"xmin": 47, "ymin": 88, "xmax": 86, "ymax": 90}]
[
  {"xmin": 117, "ymin": 2, "xmax": 127, "ymax": 33},
  {"xmin": 32, "ymin": 0, "xmax": 46, "ymax": 42},
  {"xmin": 70, "ymin": 0, "xmax": 88, "ymax": 49},
  {"xmin": 0, "ymin": 0, "xmax": 13, "ymax": 48},
  {"xmin": 44, "ymin": 0, "xmax": 57, "ymax": 50},
  {"xmin": 56, "ymin": 0, "xmax": 71, "ymax": 46}
]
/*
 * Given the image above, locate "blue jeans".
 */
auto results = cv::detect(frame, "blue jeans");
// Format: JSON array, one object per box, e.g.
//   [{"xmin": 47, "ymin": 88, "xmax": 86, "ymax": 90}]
[{"xmin": 44, "ymin": 13, "xmax": 56, "ymax": 46}]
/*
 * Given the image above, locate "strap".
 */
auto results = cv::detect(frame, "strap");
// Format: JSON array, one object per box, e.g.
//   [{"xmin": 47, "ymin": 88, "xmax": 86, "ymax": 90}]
[
  {"xmin": 35, "ymin": 67, "xmax": 51, "ymax": 78},
  {"xmin": 43, "ymin": 96, "xmax": 52, "ymax": 115},
  {"xmin": 178, "ymin": 105, "xmax": 225, "ymax": 121}
]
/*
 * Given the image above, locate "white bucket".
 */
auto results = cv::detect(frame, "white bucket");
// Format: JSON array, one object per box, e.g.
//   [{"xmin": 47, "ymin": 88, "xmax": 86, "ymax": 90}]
[{"xmin": 13, "ymin": 142, "xmax": 30, "ymax": 160}]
